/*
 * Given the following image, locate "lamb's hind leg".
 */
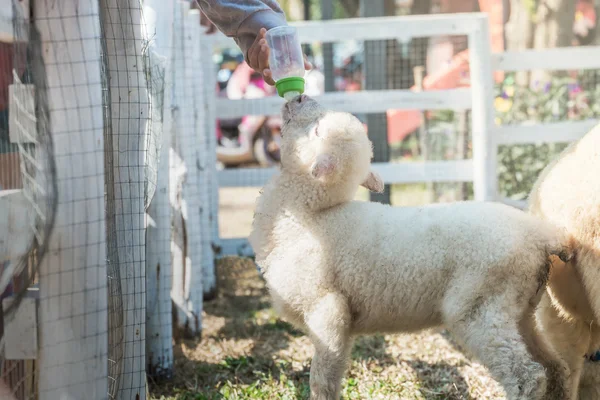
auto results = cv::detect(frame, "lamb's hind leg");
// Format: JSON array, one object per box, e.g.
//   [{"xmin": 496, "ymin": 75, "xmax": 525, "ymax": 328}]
[
  {"xmin": 446, "ymin": 301, "xmax": 547, "ymax": 400},
  {"xmin": 305, "ymin": 293, "xmax": 353, "ymax": 400},
  {"xmin": 519, "ymin": 309, "xmax": 571, "ymax": 399}
]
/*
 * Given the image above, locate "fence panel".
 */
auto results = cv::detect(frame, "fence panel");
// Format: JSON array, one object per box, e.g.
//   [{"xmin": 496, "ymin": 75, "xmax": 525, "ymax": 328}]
[
  {"xmin": 34, "ymin": 1, "xmax": 108, "ymax": 398},
  {"xmin": 170, "ymin": 1, "xmax": 204, "ymax": 338},
  {"xmin": 200, "ymin": 13, "xmax": 494, "ymax": 257},
  {"xmin": 100, "ymin": 0, "xmax": 148, "ymax": 398},
  {"xmin": 491, "ymin": 46, "xmax": 600, "ymax": 209},
  {"xmin": 143, "ymin": 0, "xmax": 174, "ymax": 379}
]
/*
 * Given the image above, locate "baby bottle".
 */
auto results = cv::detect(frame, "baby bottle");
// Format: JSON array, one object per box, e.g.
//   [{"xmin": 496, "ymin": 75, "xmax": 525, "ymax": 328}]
[{"xmin": 266, "ymin": 26, "xmax": 305, "ymax": 101}]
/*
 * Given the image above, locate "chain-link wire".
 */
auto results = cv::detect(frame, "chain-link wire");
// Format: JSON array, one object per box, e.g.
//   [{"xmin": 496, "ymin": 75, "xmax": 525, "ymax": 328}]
[
  {"xmin": 1, "ymin": 1, "xmax": 58, "ymax": 398},
  {"xmin": 100, "ymin": 0, "xmax": 153, "ymax": 397}
]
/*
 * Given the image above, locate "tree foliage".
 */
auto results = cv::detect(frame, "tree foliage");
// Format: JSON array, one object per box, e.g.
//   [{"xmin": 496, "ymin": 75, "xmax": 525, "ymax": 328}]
[{"xmin": 495, "ymin": 72, "xmax": 600, "ymax": 199}]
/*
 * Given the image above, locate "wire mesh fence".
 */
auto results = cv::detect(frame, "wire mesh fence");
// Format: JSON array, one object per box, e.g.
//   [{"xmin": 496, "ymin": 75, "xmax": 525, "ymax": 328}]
[
  {"xmin": 1, "ymin": 0, "xmax": 172, "ymax": 398},
  {"xmin": 170, "ymin": 2, "xmax": 205, "ymax": 341},
  {"xmin": 1, "ymin": 1, "xmax": 57, "ymax": 398},
  {"xmin": 142, "ymin": 0, "xmax": 174, "ymax": 381},
  {"xmin": 31, "ymin": 0, "xmax": 108, "ymax": 399},
  {"xmin": 100, "ymin": 0, "xmax": 152, "ymax": 397}
]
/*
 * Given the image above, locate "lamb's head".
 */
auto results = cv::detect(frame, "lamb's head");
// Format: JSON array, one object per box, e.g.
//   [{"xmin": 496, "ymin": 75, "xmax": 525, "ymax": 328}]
[{"xmin": 280, "ymin": 94, "xmax": 383, "ymax": 198}]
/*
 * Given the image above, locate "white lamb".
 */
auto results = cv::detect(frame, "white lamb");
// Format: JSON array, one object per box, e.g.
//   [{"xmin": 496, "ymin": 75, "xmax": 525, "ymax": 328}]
[{"xmin": 249, "ymin": 95, "xmax": 573, "ymax": 400}]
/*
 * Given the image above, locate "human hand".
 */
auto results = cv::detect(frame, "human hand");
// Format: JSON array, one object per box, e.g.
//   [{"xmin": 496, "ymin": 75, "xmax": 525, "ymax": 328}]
[{"xmin": 247, "ymin": 28, "xmax": 312, "ymax": 86}]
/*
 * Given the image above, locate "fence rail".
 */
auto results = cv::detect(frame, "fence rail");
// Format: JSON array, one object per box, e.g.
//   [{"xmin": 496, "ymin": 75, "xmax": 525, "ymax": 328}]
[
  {"xmin": 496, "ymin": 120, "xmax": 597, "ymax": 145},
  {"xmin": 216, "ymin": 88, "xmax": 473, "ymax": 119},
  {"xmin": 217, "ymin": 160, "xmax": 475, "ymax": 188},
  {"xmin": 492, "ymin": 46, "xmax": 600, "ymax": 72}
]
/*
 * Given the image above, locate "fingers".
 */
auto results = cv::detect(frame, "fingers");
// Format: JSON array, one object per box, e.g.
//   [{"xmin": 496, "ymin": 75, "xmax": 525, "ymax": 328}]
[
  {"xmin": 262, "ymin": 69, "xmax": 275, "ymax": 86},
  {"xmin": 248, "ymin": 28, "xmax": 267, "ymax": 69},
  {"xmin": 247, "ymin": 37, "xmax": 262, "ymax": 71},
  {"xmin": 248, "ymin": 28, "xmax": 274, "ymax": 85},
  {"xmin": 257, "ymin": 42, "xmax": 270, "ymax": 77}
]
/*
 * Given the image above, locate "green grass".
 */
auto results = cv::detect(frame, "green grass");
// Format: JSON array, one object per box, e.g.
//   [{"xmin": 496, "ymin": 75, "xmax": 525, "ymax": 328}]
[{"xmin": 150, "ymin": 257, "xmax": 504, "ymax": 400}]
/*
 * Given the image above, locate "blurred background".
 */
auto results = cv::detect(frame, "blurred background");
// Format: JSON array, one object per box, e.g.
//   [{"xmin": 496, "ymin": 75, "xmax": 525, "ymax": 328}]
[{"xmin": 208, "ymin": 0, "xmax": 599, "ymax": 240}]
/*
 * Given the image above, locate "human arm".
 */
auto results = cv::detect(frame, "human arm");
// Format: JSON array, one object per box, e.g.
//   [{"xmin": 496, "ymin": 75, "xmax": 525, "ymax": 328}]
[{"xmin": 194, "ymin": 0, "xmax": 310, "ymax": 84}]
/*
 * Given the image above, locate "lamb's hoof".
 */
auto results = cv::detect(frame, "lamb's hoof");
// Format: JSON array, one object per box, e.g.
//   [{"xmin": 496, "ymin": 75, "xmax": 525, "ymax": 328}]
[{"xmin": 510, "ymin": 366, "xmax": 547, "ymax": 400}]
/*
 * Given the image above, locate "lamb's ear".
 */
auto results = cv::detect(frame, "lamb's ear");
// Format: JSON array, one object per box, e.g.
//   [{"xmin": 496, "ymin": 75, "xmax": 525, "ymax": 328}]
[
  {"xmin": 361, "ymin": 170, "xmax": 384, "ymax": 193},
  {"xmin": 310, "ymin": 153, "xmax": 337, "ymax": 180}
]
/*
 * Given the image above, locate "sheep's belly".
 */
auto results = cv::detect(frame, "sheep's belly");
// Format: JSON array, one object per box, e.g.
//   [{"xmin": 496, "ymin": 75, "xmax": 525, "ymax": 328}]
[
  {"xmin": 341, "ymin": 261, "xmax": 447, "ymax": 334},
  {"xmin": 350, "ymin": 301, "xmax": 444, "ymax": 335}
]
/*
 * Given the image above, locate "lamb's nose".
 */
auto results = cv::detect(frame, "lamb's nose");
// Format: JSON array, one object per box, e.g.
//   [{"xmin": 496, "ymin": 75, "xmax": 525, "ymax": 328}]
[{"xmin": 298, "ymin": 94, "xmax": 308, "ymax": 103}]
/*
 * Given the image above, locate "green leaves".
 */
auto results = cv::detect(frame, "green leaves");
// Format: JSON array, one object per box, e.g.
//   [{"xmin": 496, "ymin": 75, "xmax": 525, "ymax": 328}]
[{"xmin": 494, "ymin": 71, "xmax": 597, "ymax": 199}]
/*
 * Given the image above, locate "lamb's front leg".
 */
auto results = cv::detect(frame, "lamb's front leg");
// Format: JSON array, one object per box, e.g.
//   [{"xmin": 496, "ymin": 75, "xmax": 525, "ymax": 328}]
[{"xmin": 305, "ymin": 293, "xmax": 353, "ymax": 400}]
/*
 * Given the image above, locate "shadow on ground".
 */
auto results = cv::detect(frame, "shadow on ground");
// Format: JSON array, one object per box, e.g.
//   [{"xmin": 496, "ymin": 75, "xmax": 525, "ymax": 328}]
[{"xmin": 149, "ymin": 257, "xmax": 490, "ymax": 399}]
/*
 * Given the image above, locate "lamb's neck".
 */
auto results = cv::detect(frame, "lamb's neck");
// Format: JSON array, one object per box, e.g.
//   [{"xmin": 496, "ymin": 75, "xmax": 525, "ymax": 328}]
[{"xmin": 277, "ymin": 172, "xmax": 355, "ymax": 213}]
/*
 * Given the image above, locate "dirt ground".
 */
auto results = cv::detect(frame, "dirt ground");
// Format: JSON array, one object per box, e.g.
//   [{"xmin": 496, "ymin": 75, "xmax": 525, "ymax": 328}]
[
  {"xmin": 150, "ymin": 256, "xmax": 505, "ymax": 400},
  {"xmin": 218, "ymin": 187, "xmax": 262, "ymax": 239}
]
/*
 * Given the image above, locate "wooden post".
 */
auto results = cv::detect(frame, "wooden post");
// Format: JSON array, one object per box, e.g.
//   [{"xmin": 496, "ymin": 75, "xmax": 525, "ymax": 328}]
[
  {"xmin": 456, "ymin": 110, "xmax": 469, "ymax": 200},
  {"xmin": 143, "ymin": 0, "xmax": 174, "ymax": 378},
  {"xmin": 194, "ymin": 10, "xmax": 217, "ymax": 301},
  {"xmin": 170, "ymin": 1, "xmax": 203, "ymax": 338},
  {"xmin": 35, "ymin": 1, "xmax": 108, "ymax": 398},
  {"xmin": 469, "ymin": 15, "xmax": 496, "ymax": 201},
  {"xmin": 321, "ymin": 0, "xmax": 335, "ymax": 92},
  {"xmin": 100, "ymin": 0, "xmax": 148, "ymax": 397},
  {"xmin": 361, "ymin": 0, "xmax": 391, "ymax": 204},
  {"xmin": 199, "ymin": 11, "xmax": 220, "ymax": 299}
]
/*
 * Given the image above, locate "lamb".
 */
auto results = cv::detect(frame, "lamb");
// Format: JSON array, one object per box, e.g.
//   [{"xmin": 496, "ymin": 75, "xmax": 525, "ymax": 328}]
[
  {"xmin": 249, "ymin": 94, "xmax": 573, "ymax": 400},
  {"xmin": 528, "ymin": 124, "xmax": 600, "ymax": 399}
]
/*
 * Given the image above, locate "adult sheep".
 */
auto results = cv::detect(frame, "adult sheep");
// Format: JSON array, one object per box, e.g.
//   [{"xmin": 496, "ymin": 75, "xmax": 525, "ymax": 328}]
[{"xmin": 528, "ymin": 124, "xmax": 600, "ymax": 399}]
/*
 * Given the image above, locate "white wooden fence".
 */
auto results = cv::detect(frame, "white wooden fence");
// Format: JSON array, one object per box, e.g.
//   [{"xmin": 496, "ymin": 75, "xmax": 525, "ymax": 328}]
[{"xmin": 201, "ymin": 13, "xmax": 496, "ymax": 257}]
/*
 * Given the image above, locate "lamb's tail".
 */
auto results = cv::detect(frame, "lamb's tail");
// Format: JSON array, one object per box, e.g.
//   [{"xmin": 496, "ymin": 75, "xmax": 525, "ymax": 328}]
[
  {"xmin": 533, "ymin": 230, "xmax": 575, "ymax": 295},
  {"xmin": 546, "ymin": 230, "xmax": 576, "ymax": 264}
]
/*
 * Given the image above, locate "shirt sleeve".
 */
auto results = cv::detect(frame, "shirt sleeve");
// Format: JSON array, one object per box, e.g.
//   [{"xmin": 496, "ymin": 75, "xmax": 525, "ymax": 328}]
[{"xmin": 196, "ymin": 1, "xmax": 288, "ymax": 62}]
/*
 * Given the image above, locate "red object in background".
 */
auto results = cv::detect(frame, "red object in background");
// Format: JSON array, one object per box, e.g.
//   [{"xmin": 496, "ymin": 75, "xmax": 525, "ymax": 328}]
[
  {"xmin": 387, "ymin": 50, "xmax": 471, "ymax": 144},
  {"xmin": 478, "ymin": 0, "xmax": 506, "ymax": 83},
  {"xmin": 387, "ymin": 0, "xmax": 505, "ymax": 144},
  {"xmin": 0, "ymin": 43, "xmax": 27, "ymax": 111},
  {"xmin": 578, "ymin": 0, "xmax": 596, "ymax": 24}
]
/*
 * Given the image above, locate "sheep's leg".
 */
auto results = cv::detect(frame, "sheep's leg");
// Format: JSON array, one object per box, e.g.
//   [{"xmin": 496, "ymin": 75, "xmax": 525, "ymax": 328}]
[
  {"xmin": 537, "ymin": 294, "xmax": 593, "ymax": 399},
  {"xmin": 305, "ymin": 293, "xmax": 352, "ymax": 400},
  {"xmin": 446, "ymin": 304, "xmax": 547, "ymax": 400},
  {"xmin": 579, "ymin": 357, "xmax": 600, "ymax": 400},
  {"xmin": 557, "ymin": 334, "xmax": 587, "ymax": 399},
  {"xmin": 519, "ymin": 310, "xmax": 572, "ymax": 399}
]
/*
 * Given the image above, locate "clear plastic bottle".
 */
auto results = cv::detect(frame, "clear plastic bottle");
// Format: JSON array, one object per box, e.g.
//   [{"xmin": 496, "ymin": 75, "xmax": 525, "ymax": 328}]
[{"xmin": 266, "ymin": 26, "xmax": 306, "ymax": 101}]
